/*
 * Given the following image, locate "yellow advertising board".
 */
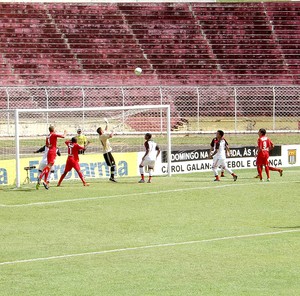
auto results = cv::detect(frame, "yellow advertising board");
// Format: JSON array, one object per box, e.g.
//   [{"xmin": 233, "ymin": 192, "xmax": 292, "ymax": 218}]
[{"xmin": 0, "ymin": 152, "xmax": 138, "ymax": 186}]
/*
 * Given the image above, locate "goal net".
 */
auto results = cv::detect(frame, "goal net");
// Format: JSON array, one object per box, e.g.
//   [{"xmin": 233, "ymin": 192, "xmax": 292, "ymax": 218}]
[{"xmin": 5, "ymin": 105, "xmax": 171, "ymax": 187}]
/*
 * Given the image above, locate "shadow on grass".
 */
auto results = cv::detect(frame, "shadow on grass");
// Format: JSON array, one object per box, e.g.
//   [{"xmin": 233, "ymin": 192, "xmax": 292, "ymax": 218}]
[{"xmin": 11, "ymin": 187, "xmax": 36, "ymax": 192}]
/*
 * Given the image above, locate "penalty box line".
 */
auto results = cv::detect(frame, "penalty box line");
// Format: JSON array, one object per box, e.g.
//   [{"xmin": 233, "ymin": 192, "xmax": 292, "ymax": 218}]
[
  {"xmin": 0, "ymin": 181, "xmax": 267, "ymax": 208},
  {"xmin": 0, "ymin": 229, "xmax": 299, "ymax": 266}
]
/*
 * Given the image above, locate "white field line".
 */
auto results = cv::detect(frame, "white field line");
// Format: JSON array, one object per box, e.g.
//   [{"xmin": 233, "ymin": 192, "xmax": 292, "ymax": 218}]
[
  {"xmin": 0, "ymin": 229, "xmax": 299, "ymax": 266},
  {"xmin": 0, "ymin": 182, "xmax": 267, "ymax": 208},
  {"xmin": 0, "ymin": 180, "xmax": 298, "ymax": 208}
]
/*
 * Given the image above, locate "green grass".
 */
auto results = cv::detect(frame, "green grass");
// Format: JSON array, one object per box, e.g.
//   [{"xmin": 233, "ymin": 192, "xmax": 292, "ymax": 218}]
[{"xmin": 0, "ymin": 168, "xmax": 299, "ymax": 295}]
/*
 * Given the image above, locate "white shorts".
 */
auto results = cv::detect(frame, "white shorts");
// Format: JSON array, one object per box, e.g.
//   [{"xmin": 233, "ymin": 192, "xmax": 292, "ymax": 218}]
[
  {"xmin": 212, "ymin": 158, "xmax": 227, "ymax": 169},
  {"xmin": 38, "ymin": 159, "xmax": 48, "ymax": 171},
  {"xmin": 140, "ymin": 159, "xmax": 156, "ymax": 169}
]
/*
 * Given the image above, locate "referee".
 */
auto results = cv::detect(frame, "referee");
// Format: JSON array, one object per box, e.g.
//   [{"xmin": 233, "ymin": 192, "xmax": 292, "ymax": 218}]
[{"xmin": 76, "ymin": 128, "xmax": 90, "ymax": 154}]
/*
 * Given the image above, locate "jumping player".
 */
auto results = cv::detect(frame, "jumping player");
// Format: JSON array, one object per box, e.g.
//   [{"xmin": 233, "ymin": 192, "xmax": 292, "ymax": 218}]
[
  {"xmin": 57, "ymin": 137, "xmax": 89, "ymax": 187},
  {"xmin": 210, "ymin": 130, "xmax": 238, "ymax": 182},
  {"xmin": 36, "ymin": 125, "xmax": 67, "ymax": 190},
  {"xmin": 139, "ymin": 133, "xmax": 160, "ymax": 183},
  {"xmin": 256, "ymin": 128, "xmax": 282, "ymax": 181},
  {"xmin": 96, "ymin": 118, "xmax": 117, "ymax": 182},
  {"xmin": 34, "ymin": 145, "xmax": 61, "ymax": 185}
]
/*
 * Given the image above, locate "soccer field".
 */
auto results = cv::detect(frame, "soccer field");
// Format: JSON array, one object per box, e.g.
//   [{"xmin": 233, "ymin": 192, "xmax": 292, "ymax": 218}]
[{"xmin": 0, "ymin": 168, "xmax": 299, "ymax": 296}]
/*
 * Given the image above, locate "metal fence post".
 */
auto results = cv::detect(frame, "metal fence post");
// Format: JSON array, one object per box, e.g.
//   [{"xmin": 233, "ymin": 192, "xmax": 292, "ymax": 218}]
[
  {"xmin": 121, "ymin": 86, "xmax": 125, "ymax": 128},
  {"xmin": 196, "ymin": 86, "xmax": 200, "ymax": 131},
  {"xmin": 272, "ymin": 86, "xmax": 276, "ymax": 130},
  {"xmin": 159, "ymin": 86, "xmax": 164, "ymax": 134},
  {"xmin": 5, "ymin": 87, "xmax": 10, "ymax": 135},
  {"xmin": 234, "ymin": 86, "xmax": 237, "ymax": 132},
  {"xmin": 81, "ymin": 86, "xmax": 86, "ymax": 127},
  {"xmin": 44, "ymin": 87, "xmax": 49, "ymax": 126}
]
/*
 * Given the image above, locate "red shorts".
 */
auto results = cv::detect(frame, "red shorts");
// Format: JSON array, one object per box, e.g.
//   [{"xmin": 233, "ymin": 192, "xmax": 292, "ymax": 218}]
[
  {"xmin": 47, "ymin": 150, "xmax": 57, "ymax": 164},
  {"xmin": 256, "ymin": 152, "xmax": 269, "ymax": 166},
  {"xmin": 64, "ymin": 158, "xmax": 80, "ymax": 172}
]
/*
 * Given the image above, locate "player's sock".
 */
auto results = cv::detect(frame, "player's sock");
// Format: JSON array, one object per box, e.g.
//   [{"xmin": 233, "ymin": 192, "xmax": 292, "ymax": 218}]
[
  {"xmin": 212, "ymin": 167, "xmax": 218, "ymax": 177},
  {"xmin": 257, "ymin": 166, "xmax": 263, "ymax": 180},
  {"xmin": 57, "ymin": 172, "xmax": 66, "ymax": 186},
  {"xmin": 42, "ymin": 166, "xmax": 50, "ymax": 183},
  {"xmin": 139, "ymin": 167, "xmax": 144, "ymax": 180},
  {"xmin": 110, "ymin": 165, "xmax": 115, "ymax": 180},
  {"xmin": 265, "ymin": 165, "xmax": 270, "ymax": 179},
  {"xmin": 269, "ymin": 166, "xmax": 282, "ymax": 174},
  {"xmin": 77, "ymin": 171, "xmax": 86, "ymax": 185},
  {"xmin": 221, "ymin": 171, "xmax": 225, "ymax": 177},
  {"xmin": 148, "ymin": 169, "xmax": 153, "ymax": 183},
  {"xmin": 39, "ymin": 168, "xmax": 48, "ymax": 183},
  {"xmin": 37, "ymin": 170, "xmax": 42, "ymax": 184},
  {"xmin": 47, "ymin": 170, "xmax": 54, "ymax": 184},
  {"xmin": 38, "ymin": 168, "xmax": 46, "ymax": 181},
  {"xmin": 225, "ymin": 167, "xmax": 233, "ymax": 175}
]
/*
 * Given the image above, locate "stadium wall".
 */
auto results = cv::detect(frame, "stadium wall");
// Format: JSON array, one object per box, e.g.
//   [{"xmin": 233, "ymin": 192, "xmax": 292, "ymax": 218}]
[{"xmin": 157, "ymin": 145, "xmax": 299, "ymax": 175}]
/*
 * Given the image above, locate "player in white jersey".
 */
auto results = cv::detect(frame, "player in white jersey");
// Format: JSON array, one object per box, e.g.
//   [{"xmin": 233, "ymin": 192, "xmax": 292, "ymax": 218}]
[
  {"xmin": 96, "ymin": 118, "xmax": 117, "ymax": 182},
  {"xmin": 139, "ymin": 133, "xmax": 160, "ymax": 183},
  {"xmin": 209, "ymin": 130, "xmax": 238, "ymax": 182},
  {"xmin": 34, "ymin": 145, "xmax": 60, "ymax": 184},
  {"xmin": 210, "ymin": 137, "xmax": 226, "ymax": 178}
]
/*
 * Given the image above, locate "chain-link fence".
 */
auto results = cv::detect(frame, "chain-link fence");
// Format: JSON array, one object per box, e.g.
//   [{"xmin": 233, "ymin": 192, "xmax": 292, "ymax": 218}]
[{"xmin": 0, "ymin": 85, "xmax": 299, "ymax": 135}]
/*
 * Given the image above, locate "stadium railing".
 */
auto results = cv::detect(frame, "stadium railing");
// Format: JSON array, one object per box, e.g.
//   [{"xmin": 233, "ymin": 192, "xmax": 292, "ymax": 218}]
[{"xmin": 0, "ymin": 85, "xmax": 299, "ymax": 134}]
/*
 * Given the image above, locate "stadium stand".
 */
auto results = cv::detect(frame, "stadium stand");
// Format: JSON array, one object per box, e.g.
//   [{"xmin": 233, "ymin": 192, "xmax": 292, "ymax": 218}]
[
  {"xmin": 265, "ymin": 2, "xmax": 300, "ymax": 84},
  {"xmin": 0, "ymin": 2, "xmax": 299, "ymax": 86}
]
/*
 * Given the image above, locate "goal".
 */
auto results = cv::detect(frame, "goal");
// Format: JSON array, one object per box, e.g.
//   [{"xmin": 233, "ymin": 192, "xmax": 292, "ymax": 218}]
[{"xmin": 11, "ymin": 105, "xmax": 172, "ymax": 187}]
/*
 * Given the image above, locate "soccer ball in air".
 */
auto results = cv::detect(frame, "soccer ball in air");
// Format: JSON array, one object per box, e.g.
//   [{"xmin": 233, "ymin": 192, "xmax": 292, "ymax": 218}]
[{"xmin": 134, "ymin": 67, "xmax": 142, "ymax": 76}]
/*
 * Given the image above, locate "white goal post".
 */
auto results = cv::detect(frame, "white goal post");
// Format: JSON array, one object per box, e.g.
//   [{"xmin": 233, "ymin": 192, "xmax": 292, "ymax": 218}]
[{"xmin": 14, "ymin": 105, "xmax": 172, "ymax": 188}]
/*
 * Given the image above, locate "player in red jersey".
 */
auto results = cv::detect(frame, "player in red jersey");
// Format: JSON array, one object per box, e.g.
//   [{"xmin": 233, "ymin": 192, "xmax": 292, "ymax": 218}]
[
  {"xmin": 256, "ymin": 128, "xmax": 282, "ymax": 181},
  {"xmin": 36, "ymin": 125, "xmax": 67, "ymax": 190},
  {"xmin": 57, "ymin": 137, "xmax": 89, "ymax": 187}
]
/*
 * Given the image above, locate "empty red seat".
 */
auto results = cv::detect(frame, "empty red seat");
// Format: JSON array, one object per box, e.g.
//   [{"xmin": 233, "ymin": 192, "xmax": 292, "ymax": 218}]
[{"xmin": 0, "ymin": 1, "xmax": 299, "ymax": 87}]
